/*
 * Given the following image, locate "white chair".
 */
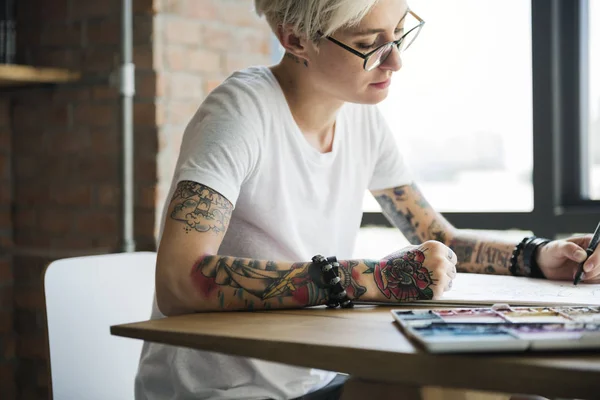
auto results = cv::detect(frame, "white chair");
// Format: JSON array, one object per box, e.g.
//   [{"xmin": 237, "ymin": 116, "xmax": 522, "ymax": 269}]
[{"xmin": 44, "ymin": 251, "xmax": 157, "ymax": 400}]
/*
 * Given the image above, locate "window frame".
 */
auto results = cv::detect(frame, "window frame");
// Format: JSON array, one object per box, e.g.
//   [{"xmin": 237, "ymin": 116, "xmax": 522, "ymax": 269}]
[{"xmin": 361, "ymin": 0, "xmax": 600, "ymax": 238}]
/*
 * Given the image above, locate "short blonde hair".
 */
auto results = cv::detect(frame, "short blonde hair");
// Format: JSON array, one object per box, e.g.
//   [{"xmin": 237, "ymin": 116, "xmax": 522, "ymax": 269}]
[{"xmin": 254, "ymin": 0, "xmax": 380, "ymax": 41}]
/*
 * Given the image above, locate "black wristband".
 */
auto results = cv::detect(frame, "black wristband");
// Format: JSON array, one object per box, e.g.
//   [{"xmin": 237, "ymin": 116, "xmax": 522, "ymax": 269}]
[
  {"xmin": 509, "ymin": 236, "xmax": 530, "ymax": 276},
  {"xmin": 311, "ymin": 255, "xmax": 353, "ymax": 309},
  {"xmin": 522, "ymin": 237, "xmax": 551, "ymax": 279}
]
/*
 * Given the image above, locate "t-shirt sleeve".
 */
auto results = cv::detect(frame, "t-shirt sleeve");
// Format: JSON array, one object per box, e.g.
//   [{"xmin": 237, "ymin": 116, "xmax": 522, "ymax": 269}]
[
  {"xmin": 176, "ymin": 115, "xmax": 260, "ymax": 208},
  {"xmin": 368, "ymin": 107, "xmax": 414, "ymax": 191}
]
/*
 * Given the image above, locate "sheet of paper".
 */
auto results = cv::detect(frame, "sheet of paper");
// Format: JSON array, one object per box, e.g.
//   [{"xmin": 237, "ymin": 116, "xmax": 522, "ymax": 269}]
[{"xmin": 357, "ymin": 273, "xmax": 600, "ymax": 307}]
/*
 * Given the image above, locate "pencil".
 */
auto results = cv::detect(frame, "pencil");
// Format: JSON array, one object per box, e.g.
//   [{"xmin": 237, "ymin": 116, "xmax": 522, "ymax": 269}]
[{"xmin": 573, "ymin": 221, "xmax": 600, "ymax": 285}]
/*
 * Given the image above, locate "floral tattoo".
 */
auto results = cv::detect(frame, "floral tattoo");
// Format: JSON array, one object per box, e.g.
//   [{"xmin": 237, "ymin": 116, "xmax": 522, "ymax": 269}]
[{"xmin": 374, "ymin": 249, "xmax": 434, "ymax": 300}]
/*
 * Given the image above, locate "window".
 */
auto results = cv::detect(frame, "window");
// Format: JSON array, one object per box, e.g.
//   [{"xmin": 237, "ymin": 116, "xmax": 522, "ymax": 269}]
[
  {"xmin": 364, "ymin": 0, "xmax": 533, "ymax": 213},
  {"xmin": 362, "ymin": 0, "xmax": 600, "ymax": 239}
]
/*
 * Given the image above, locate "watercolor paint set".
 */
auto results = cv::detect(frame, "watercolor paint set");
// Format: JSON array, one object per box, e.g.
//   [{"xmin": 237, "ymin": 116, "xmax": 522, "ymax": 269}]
[{"xmin": 391, "ymin": 305, "xmax": 600, "ymax": 353}]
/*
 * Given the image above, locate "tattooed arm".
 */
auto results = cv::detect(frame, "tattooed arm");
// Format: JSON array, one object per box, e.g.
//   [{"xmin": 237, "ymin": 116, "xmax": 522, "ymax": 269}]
[
  {"xmin": 157, "ymin": 180, "xmax": 456, "ymax": 315},
  {"xmin": 371, "ymin": 184, "xmax": 530, "ymax": 276},
  {"xmin": 156, "ymin": 180, "xmax": 391, "ymax": 315}
]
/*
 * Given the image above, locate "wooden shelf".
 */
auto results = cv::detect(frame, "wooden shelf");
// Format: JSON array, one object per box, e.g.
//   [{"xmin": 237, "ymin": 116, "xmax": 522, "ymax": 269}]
[{"xmin": 0, "ymin": 64, "xmax": 80, "ymax": 87}]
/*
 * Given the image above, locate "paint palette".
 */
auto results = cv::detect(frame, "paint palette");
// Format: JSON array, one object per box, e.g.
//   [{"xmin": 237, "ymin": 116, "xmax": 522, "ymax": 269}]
[{"xmin": 391, "ymin": 305, "xmax": 600, "ymax": 353}]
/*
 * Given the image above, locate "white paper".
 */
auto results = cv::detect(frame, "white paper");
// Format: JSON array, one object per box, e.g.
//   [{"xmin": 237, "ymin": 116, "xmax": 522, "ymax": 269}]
[{"xmin": 358, "ymin": 273, "xmax": 600, "ymax": 307}]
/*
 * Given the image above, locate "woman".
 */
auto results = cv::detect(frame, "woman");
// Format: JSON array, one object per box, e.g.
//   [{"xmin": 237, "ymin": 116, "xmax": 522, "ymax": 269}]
[{"xmin": 135, "ymin": 0, "xmax": 599, "ymax": 399}]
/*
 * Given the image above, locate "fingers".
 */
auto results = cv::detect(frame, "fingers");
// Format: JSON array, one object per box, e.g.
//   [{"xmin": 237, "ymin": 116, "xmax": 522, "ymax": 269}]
[{"xmin": 559, "ymin": 241, "xmax": 589, "ymax": 264}]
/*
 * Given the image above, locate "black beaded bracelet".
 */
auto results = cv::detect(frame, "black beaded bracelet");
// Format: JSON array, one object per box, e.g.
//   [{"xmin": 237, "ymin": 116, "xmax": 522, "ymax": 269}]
[
  {"xmin": 509, "ymin": 236, "xmax": 531, "ymax": 276},
  {"xmin": 311, "ymin": 255, "xmax": 353, "ymax": 309}
]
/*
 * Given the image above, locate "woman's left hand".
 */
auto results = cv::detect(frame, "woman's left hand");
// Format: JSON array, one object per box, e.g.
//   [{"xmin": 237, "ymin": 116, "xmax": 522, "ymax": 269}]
[{"xmin": 536, "ymin": 235, "xmax": 598, "ymax": 282}]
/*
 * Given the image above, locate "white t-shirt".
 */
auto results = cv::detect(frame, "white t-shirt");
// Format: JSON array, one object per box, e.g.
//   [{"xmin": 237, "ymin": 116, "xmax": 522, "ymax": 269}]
[{"xmin": 135, "ymin": 66, "xmax": 413, "ymax": 400}]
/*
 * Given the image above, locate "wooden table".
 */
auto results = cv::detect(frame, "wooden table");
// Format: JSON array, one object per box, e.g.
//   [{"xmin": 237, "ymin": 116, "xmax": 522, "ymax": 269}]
[{"xmin": 111, "ymin": 305, "xmax": 600, "ymax": 399}]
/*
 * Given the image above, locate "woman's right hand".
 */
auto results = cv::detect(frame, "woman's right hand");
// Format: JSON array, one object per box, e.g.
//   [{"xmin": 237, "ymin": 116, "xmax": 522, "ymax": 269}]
[{"xmin": 373, "ymin": 241, "xmax": 457, "ymax": 302}]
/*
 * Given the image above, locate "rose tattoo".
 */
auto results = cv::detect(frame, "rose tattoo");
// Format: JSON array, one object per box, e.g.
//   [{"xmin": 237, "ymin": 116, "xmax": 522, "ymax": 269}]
[{"xmin": 374, "ymin": 249, "xmax": 434, "ymax": 301}]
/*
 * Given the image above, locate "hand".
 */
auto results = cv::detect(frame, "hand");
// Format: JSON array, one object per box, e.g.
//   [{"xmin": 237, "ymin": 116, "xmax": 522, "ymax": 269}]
[
  {"xmin": 375, "ymin": 241, "xmax": 457, "ymax": 301},
  {"xmin": 536, "ymin": 235, "xmax": 599, "ymax": 282}
]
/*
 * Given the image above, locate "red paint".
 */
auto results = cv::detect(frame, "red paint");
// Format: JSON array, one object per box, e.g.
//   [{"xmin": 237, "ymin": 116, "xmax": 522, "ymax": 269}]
[{"xmin": 190, "ymin": 258, "xmax": 219, "ymax": 298}]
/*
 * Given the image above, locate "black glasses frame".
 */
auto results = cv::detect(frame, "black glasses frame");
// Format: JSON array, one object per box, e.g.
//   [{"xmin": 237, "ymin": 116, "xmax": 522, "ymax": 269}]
[{"xmin": 320, "ymin": 9, "xmax": 425, "ymax": 71}]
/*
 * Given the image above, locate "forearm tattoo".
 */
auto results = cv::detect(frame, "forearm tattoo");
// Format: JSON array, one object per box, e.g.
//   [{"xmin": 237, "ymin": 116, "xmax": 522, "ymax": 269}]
[
  {"xmin": 375, "ymin": 186, "xmax": 422, "ymax": 244},
  {"xmin": 450, "ymin": 235, "xmax": 513, "ymax": 274},
  {"xmin": 191, "ymin": 256, "xmax": 368, "ymax": 310},
  {"xmin": 190, "ymin": 252, "xmax": 437, "ymax": 310},
  {"xmin": 170, "ymin": 181, "xmax": 233, "ymax": 235}
]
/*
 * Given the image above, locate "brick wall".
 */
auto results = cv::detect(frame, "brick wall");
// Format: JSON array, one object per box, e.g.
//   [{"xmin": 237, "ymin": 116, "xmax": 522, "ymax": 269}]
[
  {"xmin": 0, "ymin": 97, "xmax": 15, "ymax": 399},
  {"xmin": 153, "ymin": 0, "xmax": 272, "ymax": 224},
  {"xmin": 2, "ymin": 0, "xmax": 274, "ymax": 398}
]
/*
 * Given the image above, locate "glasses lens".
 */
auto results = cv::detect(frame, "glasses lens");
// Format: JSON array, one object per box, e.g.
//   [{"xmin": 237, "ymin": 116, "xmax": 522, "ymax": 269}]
[
  {"xmin": 365, "ymin": 43, "xmax": 393, "ymax": 71},
  {"xmin": 397, "ymin": 25, "xmax": 422, "ymax": 52}
]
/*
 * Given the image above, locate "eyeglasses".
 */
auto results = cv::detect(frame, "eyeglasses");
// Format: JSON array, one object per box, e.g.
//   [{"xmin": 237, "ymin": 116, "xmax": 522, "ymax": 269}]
[{"xmin": 320, "ymin": 9, "xmax": 424, "ymax": 71}]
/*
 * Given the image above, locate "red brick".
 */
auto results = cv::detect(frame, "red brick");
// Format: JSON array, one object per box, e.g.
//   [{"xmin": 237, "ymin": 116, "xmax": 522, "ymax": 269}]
[
  {"xmin": 137, "ymin": 186, "xmax": 157, "ymax": 209},
  {"xmin": 0, "ymin": 287, "xmax": 13, "ymax": 311},
  {"xmin": 53, "ymin": 185, "xmax": 93, "ymax": 207},
  {"xmin": 0, "ymin": 235, "xmax": 13, "ymax": 250},
  {"xmin": 135, "ymin": 208, "xmax": 156, "ymax": 236},
  {"xmin": 13, "ymin": 157, "xmax": 36, "ymax": 181},
  {"xmin": 201, "ymin": 24, "xmax": 234, "ymax": 51},
  {"xmin": 46, "ymin": 130, "xmax": 91, "ymax": 154},
  {"xmin": 74, "ymin": 103, "xmax": 117, "ymax": 127},
  {"xmin": 219, "ymin": 0, "xmax": 264, "ymax": 28},
  {"xmin": 133, "ymin": 0, "xmax": 155, "ymax": 14},
  {"xmin": 17, "ymin": 334, "xmax": 46, "ymax": 359},
  {"xmin": 0, "ymin": 129, "xmax": 10, "ymax": 151},
  {"xmin": 238, "ymin": 28, "xmax": 271, "ymax": 55},
  {"xmin": 2, "ymin": 335, "xmax": 15, "ymax": 359},
  {"xmin": 159, "ymin": 0, "xmax": 182, "ymax": 14},
  {"xmin": 136, "ymin": 71, "xmax": 157, "ymax": 99},
  {"xmin": 14, "ymin": 289, "xmax": 44, "ymax": 310},
  {"xmin": 37, "ymin": 210, "xmax": 72, "ymax": 235},
  {"xmin": 0, "ymin": 154, "xmax": 9, "ymax": 180},
  {"xmin": 89, "ymin": 128, "xmax": 118, "ymax": 155},
  {"xmin": 135, "ymin": 158, "xmax": 158, "ymax": 182},
  {"xmin": 164, "ymin": 45, "xmax": 187, "ymax": 71},
  {"xmin": 75, "ymin": 211, "xmax": 118, "ymax": 236},
  {"xmin": 164, "ymin": 18, "xmax": 201, "ymax": 45},
  {"xmin": 182, "ymin": 0, "xmax": 218, "ymax": 19},
  {"xmin": 224, "ymin": 53, "xmax": 269, "ymax": 75},
  {"xmin": 77, "ymin": 156, "xmax": 119, "ymax": 182},
  {"xmin": 81, "ymin": 47, "xmax": 119, "ymax": 74},
  {"xmin": 0, "ymin": 259, "xmax": 13, "ymax": 284},
  {"xmin": 170, "ymin": 73, "xmax": 203, "ymax": 99},
  {"xmin": 134, "ymin": 128, "xmax": 159, "ymax": 158},
  {"xmin": 85, "ymin": 18, "xmax": 119, "ymax": 46},
  {"xmin": 167, "ymin": 100, "xmax": 198, "ymax": 125},
  {"xmin": 134, "ymin": 44, "xmax": 154, "ymax": 70},
  {"xmin": 0, "ymin": 311, "xmax": 12, "ymax": 332},
  {"xmin": 0, "ymin": 363, "xmax": 16, "ymax": 397},
  {"xmin": 188, "ymin": 49, "xmax": 221, "ymax": 73},
  {"xmin": 41, "ymin": 23, "xmax": 83, "ymax": 47},
  {"xmin": 134, "ymin": 102, "xmax": 156, "ymax": 127},
  {"xmin": 50, "ymin": 235, "xmax": 95, "ymax": 250},
  {"xmin": 0, "ymin": 183, "xmax": 9, "ymax": 206},
  {"xmin": 133, "ymin": 15, "xmax": 154, "ymax": 45},
  {"xmin": 71, "ymin": 0, "xmax": 114, "ymax": 19},
  {"xmin": 39, "ymin": 0, "xmax": 69, "ymax": 21},
  {"xmin": 96, "ymin": 185, "xmax": 120, "ymax": 208},
  {"xmin": 0, "ymin": 208, "xmax": 10, "ymax": 232},
  {"xmin": 36, "ymin": 48, "xmax": 80, "ymax": 70},
  {"xmin": 92, "ymin": 86, "xmax": 118, "ymax": 101},
  {"xmin": 205, "ymin": 77, "xmax": 225, "ymax": 94},
  {"xmin": 52, "ymin": 87, "xmax": 91, "ymax": 104},
  {"xmin": 0, "ymin": 99, "xmax": 10, "ymax": 128}
]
